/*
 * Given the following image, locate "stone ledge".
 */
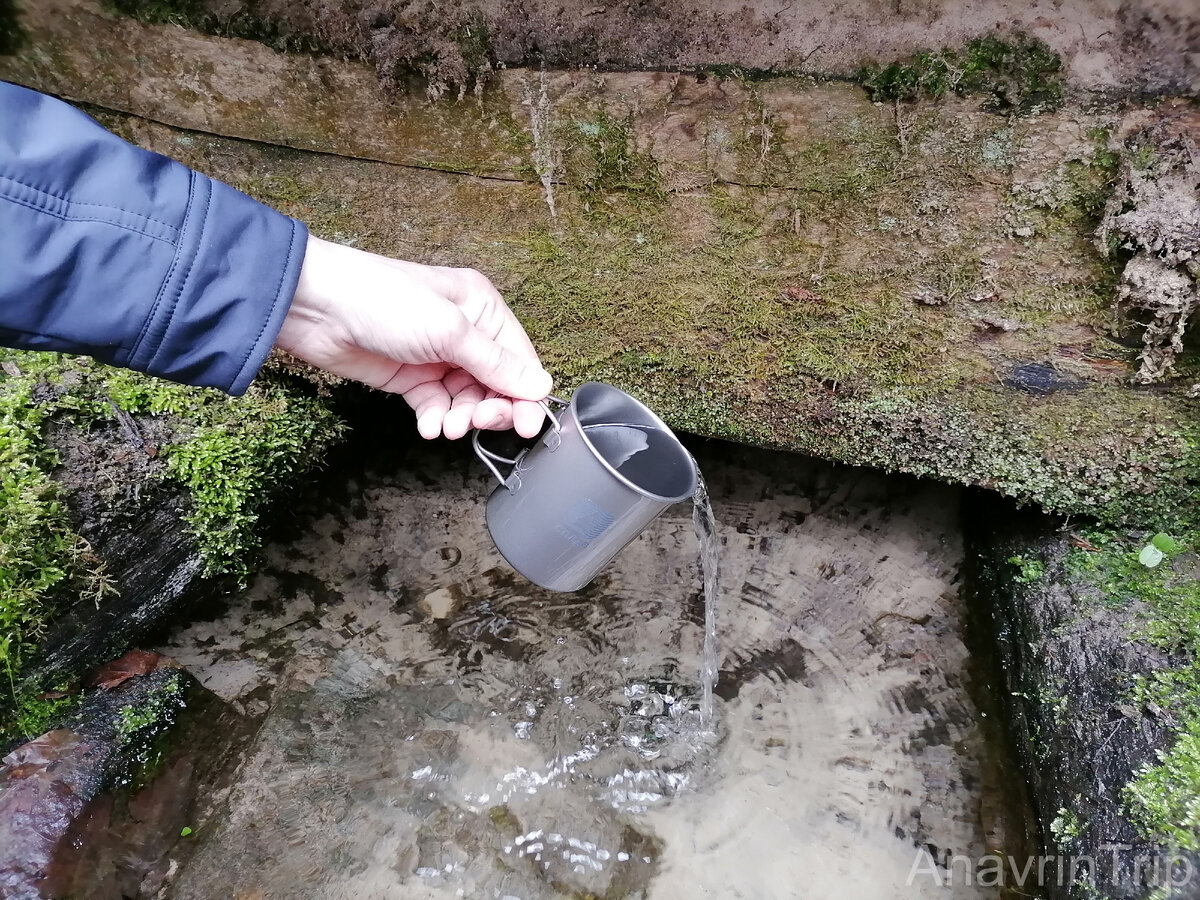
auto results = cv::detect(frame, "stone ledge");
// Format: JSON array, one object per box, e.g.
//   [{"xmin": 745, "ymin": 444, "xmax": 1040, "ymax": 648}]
[{"xmin": 2, "ymin": 0, "xmax": 1198, "ymax": 524}]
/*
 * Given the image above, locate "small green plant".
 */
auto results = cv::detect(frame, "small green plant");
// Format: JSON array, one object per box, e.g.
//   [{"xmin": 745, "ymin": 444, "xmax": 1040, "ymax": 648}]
[
  {"xmin": 1125, "ymin": 717, "xmax": 1200, "ymax": 853},
  {"xmin": 858, "ymin": 33, "xmax": 1063, "ymax": 114},
  {"xmin": 1008, "ymin": 554, "xmax": 1046, "ymax": 584},
  {"xmin": 115, "ymin": 674, "xmax": 184, "ymax": 742},
  {"xmin": 1138, "ymin": 532, "xmax": 1181, "ymax": 568},
  {"xmin": 1050, "ymin": 805, "xmax": 1085, "ymax": 844},
  {"xmin": 1, "ymin": 687, "xmax": 78, "ymax": 744}
]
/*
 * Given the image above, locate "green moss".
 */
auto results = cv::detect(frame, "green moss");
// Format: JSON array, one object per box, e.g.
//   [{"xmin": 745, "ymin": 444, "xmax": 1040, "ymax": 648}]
[
  {"xmin": 558, "ymin": 110, "xmax": 663, "ymax": 196},
  {"xmin": 111, "ymin": 671, "xmax": 188, "ymax": 787},
  {"xmin": 115, "ymin": 673, "xmax": 184, "ymax": 742},
  {"xmin": 1125, "ymin": 718, "xmax": 1200, "ymax": 853},
  {"xmin": 104, "ymin": 97, "xmax": 1197, "ymax": 527},
  {"xmin": 1050, "ymin": 805, "xmax": 1085, "ymax": 845},
  {"xmin": 0, "ymin": 348, "xmax": 342, "ymax": 736},
  {"xmin": 0, "ymin": 357, "xmax": 108, "ymax": 691},
  {"xmin": 1008, "ymin": 555, "xmax": 1047, "ymax": 584},
  {"xmin": 86, "ymin": 368, "xmax": 345, "ymax": 577},
  {"xmin": 163, "ymin": 381, "xmax": 343, "ymax": 576},
  {"xmin": 822, "ymin": 388, "xmax": 1200, "ymax": 528},
  {"xmin": 1065, "ymin": 528, "xmax": 1200, "ymax": 851},
  {"xmin": 1, "ymin": 686, "xmax": 80, "ymax": 745},
  {"xmin": 859, "ymin": 32, "xmax": 1063, "ymax": 114}
]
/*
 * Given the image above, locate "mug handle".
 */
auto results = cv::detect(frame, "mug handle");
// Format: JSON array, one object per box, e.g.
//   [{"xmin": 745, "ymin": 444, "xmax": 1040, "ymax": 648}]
[{"xmin": 472, "ymin": 397, "xmax": 566, "ymax": 491}]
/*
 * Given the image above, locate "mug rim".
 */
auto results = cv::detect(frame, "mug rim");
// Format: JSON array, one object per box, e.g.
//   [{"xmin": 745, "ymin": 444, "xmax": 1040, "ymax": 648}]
[{"xmin": 570, "ymin": 382, "xmax": 698, "ymax": 504}]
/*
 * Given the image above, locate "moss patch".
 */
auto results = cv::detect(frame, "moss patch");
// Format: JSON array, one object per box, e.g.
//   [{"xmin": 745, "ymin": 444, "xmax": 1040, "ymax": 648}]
[
  {"xmin": 1064, "ymin": 527, "xmax": 1200, "ymax": 851},
  {"xmin": 104, "ymin": 89, "xmax": 1197, "ymax": 526},
  {"xmin": 101, "ymin": 368, "xmax": 345, "ymax": 574},
  {"xmin": 858, "ymin": 32, "xmax": 1064, "ymax": 114},
  {"xmin": 0, "ymin": 354, "xmax": 109, "ymax": 693},
  {"xmin": 0, "ymin": 348, "xmax": 343, "ymax": 735}
]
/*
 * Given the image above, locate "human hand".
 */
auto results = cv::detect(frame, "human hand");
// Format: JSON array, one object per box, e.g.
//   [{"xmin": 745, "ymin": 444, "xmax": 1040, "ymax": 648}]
[{"xmin": 277, "ymin": 235, "xmax": 551, "ymax": 439}]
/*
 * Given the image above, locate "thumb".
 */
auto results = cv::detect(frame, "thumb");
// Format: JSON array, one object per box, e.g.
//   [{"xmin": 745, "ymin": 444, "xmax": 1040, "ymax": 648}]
[{"xmin": 447, "ymin": 323, "xmax": 553, "ymax": 401}]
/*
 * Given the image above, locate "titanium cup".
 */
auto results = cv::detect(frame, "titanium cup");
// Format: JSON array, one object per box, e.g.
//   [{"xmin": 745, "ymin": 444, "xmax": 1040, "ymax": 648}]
[{"xmin": 472, "ymin": 382, "xmax": 698, "ymax": 592}]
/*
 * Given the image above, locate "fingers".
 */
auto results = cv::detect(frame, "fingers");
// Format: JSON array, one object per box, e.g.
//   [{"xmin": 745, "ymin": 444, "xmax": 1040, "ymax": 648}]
[
  {"xmin": 512, "ymin": 399, "xmax": 547, "ymax": 438},
  {"xmin": 441, "ymin": 380, "xmax": 487, "ymax": 441},
  {"xmin": 445, "ymin": 320, "xmax": 553, "ymax": 401},
  {"xmin": 429, "ymin": 266, "xmax": 543, "ymax": 367},
  {"xmin": 403, "ymin": 379, "xmax": 453, "ymax": 439}
]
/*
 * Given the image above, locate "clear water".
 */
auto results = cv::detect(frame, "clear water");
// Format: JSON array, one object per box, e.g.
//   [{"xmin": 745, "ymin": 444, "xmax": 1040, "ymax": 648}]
[
  {"xmin": 159, "ymin": 441, "xmax": 1007, "ymax": 900},
  {"xmin": 692, "ymin": 475, "xmax": 720, "ymax": 726}
]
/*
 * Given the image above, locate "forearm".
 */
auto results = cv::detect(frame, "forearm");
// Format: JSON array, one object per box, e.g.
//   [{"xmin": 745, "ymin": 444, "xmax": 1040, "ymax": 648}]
[{"xmin": 0, "ymin": 81, "xmax": 305, "ymax": 394}]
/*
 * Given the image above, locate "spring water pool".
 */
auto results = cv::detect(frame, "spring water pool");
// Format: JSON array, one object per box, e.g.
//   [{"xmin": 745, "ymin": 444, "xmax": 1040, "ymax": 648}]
[{"xmin": 156, "ymin": 437, "xmax": 1016, "ymax": 900}]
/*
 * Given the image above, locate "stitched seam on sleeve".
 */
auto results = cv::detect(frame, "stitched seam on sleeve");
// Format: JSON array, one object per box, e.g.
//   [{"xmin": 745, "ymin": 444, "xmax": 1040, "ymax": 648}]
[
  {"xmin": 232, "ymin": 219, "xmax": 299, "ymax": 389},
  {"xmin": 147, "ymin": 174, "xmax": 211, "ymax": 374},
  {"xmin": 0, "ymin": 172, "xmax": 180, "ymax": 243},
  {"xmin": 131, "ymin": 170, "xmax": 199, "ymax": 360}
]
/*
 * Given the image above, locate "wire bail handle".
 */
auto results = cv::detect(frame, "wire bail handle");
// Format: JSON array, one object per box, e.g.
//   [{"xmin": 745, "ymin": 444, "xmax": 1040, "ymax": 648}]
[{"xmin": 472, "ymin": 396, "xmax": 566, "ymax": 491}]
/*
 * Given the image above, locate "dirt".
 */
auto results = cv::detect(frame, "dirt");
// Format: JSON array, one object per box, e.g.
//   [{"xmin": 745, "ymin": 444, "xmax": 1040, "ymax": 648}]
[{"xmin": 114, "ymin": 0, "xmax": 1200, "ymax": 97}]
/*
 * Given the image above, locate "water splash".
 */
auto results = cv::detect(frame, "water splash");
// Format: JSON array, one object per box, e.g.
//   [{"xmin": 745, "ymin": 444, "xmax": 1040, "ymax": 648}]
[{"xmin": 692, "ymin": 473, "xmax": 720, "ymax": 725}]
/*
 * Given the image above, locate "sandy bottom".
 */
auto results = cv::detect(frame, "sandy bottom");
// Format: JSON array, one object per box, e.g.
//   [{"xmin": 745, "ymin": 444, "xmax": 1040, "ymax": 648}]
[{"xmin": 159, "ymin": 439, "xmax": 1001, "ymax": 900}]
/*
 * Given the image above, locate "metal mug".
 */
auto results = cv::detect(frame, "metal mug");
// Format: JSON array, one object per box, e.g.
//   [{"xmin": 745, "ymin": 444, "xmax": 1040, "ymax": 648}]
[{"xmin": 472, "ymin": 382, "xmax": 699, "ymax": 592}]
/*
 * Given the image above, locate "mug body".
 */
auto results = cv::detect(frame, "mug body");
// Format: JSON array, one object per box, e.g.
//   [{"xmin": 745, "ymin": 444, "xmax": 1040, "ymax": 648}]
[{"xmin": 483, "ymin": 383, "xmax": 697, "ymax": 592}]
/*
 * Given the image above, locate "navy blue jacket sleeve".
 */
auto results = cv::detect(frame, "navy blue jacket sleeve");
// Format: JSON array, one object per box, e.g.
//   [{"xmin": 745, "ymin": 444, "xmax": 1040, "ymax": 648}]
[{"xmin": 0, "ymin": 82, "xmax": 307, "ymax": 394}]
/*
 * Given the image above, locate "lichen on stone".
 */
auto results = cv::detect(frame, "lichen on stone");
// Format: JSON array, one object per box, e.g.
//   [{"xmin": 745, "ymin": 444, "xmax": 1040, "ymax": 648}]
[{"xmin": 1100, "ymin": 126, "xmax": 1200, "ymax": 384}]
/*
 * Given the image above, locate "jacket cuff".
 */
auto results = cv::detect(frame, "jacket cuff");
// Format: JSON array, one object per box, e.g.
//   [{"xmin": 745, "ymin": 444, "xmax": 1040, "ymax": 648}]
[{"xmin": 129, "ymin": 171, "xmax": 308, "ymax": 395}]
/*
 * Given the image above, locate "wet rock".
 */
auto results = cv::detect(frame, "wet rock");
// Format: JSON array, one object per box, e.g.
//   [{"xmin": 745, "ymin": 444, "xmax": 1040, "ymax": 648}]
[
  {"xmin": 964, "ymin": 496, "xmax": 1200, "ymax": 899},
  {"xmin": 22, "ymin": 418, "xmax": 219, "ymax": 690},
  {"xmin": 0, "ymin": 668, "xmax": 251, "ymax": 900},
  {"xmin": 1003, "ymin": 363, "xmax": 1085, "ymax": 395}
]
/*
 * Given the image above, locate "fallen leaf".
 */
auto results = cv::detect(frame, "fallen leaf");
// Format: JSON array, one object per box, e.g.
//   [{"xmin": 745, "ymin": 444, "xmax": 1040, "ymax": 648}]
[
  {"xmin": 1069, "ymin": 535, "xmax": 1100, "ymax": 552},
  {"xmin": 2, "ymin": 730, "xmax": 85, "ymax": 777},
  {"xmin": 1139, "ymin": 544, "xmax": 1165, "ymax": 568},
  {"xmin": 87, "ymin": 650, "xmax": 180, "ymax": 690}
]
